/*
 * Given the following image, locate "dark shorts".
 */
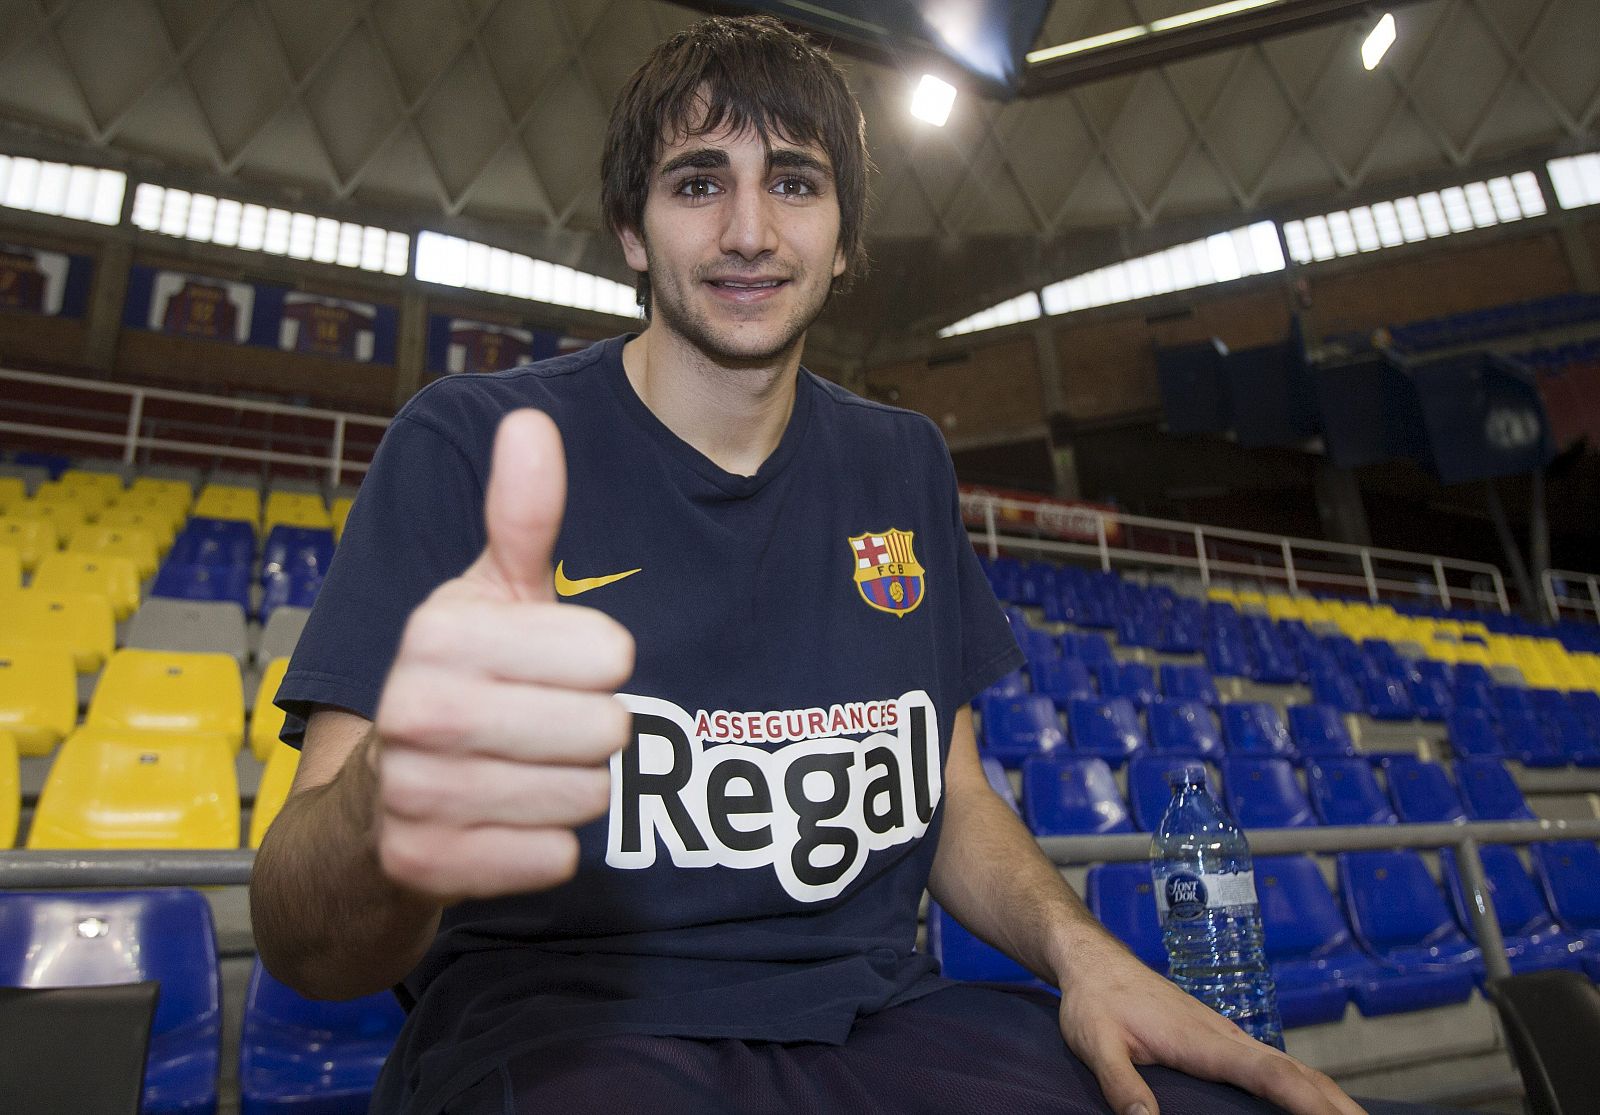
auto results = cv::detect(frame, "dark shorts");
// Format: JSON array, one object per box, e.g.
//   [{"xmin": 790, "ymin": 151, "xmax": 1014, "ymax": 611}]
[{"xmin": 441, "ymin": 983, "xmax": 1470, "ymax": 1115}]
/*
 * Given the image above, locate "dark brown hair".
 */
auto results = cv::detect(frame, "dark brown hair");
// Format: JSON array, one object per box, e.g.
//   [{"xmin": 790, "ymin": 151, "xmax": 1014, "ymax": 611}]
[{"xmin": 600, "ymin": 15, "xmax": 871, "ymax": 311}]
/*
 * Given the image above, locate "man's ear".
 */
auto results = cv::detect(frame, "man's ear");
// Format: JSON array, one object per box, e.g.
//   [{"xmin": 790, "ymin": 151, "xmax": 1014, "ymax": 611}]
[
  {"xmin": 832, "ymin": 241, "xmax": 847, "ymax": 280},
  {"xmin": 620, "ymin": 225, "xmax": 650, "ymax": 273}
]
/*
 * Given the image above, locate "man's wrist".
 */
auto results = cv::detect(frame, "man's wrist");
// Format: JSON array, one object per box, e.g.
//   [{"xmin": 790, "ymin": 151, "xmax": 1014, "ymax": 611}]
[{"xmin": 1042, "ymin": 910, "xmax": 1132, "ymax": 991}]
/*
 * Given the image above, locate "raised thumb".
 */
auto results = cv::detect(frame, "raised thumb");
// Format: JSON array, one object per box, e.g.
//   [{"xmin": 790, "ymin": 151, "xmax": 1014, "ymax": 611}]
[{"xmin": 475, "ymin": 408, "xmax": 566, "ymax": 601}]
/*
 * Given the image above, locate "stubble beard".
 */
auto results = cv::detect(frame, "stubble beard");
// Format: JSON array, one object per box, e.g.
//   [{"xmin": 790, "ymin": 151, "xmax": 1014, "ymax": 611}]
[{"xmin": 648, "ymin": 260, "xmax": 830, "ymax": 367}]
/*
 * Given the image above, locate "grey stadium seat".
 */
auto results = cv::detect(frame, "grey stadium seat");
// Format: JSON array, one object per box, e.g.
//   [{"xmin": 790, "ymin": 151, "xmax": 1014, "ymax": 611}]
[
  {"xmin": 125, "ymin": 599, "xmax": 250, "ymax": 665},
  {"xmin": 257, "ymin": 605, "xmax": 311, "ymax": 666}
]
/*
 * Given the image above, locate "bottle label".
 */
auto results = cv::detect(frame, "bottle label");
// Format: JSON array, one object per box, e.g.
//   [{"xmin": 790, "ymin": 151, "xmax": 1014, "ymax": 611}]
[{"xmin": 1155, "ymin": 870, "xmax": 1258, "ymax": 920}]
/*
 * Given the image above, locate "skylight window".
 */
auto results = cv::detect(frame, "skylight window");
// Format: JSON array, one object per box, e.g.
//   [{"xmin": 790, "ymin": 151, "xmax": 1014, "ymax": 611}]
[
  {"xmin": 0, "ymin": 154, "xmax": 124, "ymax": 225},
  {"xmin": 130, "ymin": 183, "xmax": 409, "ymax": 275},
  {"xmin": 1038, "ymin": 221, "xmax": 1283, "ymax": 318},
  {"xmin": 937, "ymin": 291, "xmax": 1042, "ymax": 339},
  {"xmin": 1547, "ymin": 152, "xmax": 1600, "ymax": 210},
  {"xmin": 415, "ymin": 231, "xmax": 639, "ymax": 319},
  {"xmin": 1281, "ymin": 173, "xmax": 1546, "ymax": 264}
]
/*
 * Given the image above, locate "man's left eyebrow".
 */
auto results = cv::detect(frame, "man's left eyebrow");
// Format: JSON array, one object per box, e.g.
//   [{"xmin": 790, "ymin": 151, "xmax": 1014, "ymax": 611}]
[{"xmin": 768, "ymin": 149, "xmax": 833, "ymax": 178}]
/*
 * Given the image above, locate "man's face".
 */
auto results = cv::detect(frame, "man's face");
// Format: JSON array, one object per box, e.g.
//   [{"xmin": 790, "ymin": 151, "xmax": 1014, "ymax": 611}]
[{"xmin": 620, "ymin": 121, "xmax": 848, "ymax": 364}]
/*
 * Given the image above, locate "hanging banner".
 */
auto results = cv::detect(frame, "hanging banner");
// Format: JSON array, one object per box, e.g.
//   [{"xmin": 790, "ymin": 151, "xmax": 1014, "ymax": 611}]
[
  {"xmin": 0, "ymin": 242, "xmax": 94, "ymax": 318},
  {"xmin": 423, "ymin": 314, "xmax": 594, "ymax": 377},
  {"xmin": 122, "ymin": 265, "xmax": 397, "ymax": 364},
  {"xmin": 959, "ymin": 484, "xmax": 1122, "ymax": 545}
]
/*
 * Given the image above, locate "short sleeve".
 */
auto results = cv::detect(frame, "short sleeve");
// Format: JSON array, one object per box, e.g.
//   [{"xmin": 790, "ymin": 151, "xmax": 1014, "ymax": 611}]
[
  {"xmin": 943, "ymin": 446, "xmax": 1023, "ymax": 705},
  {"xmin": 276, "ymin": 413, "xmax": 488, "ymax": 746}
]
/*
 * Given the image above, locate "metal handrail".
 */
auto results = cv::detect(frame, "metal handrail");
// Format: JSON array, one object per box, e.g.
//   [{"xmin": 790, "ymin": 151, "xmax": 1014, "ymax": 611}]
[
  {"xmin": 6, "ymin": 818, "xmax": 1600, "ymax": 982},
  {"xmin": 968, "ymin": 491, "xmax": 1510, "ymax": 613},
  {"xmin": 1542, "ymin": 568, "xmax": 1600, "ymax": 623},
  {"xmin": 0, "ymin": 366, "xmax": 389, "ymax": 486}
]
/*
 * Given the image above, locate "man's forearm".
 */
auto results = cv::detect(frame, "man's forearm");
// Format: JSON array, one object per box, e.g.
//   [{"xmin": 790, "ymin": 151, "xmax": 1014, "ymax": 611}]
[
  {"xmin": 250, "ymin": 730, "xmax": 442, "ymax": 999},
  {"xmin": 927, "ymin": 774, "xmax": 1133, "ymax": 989}
]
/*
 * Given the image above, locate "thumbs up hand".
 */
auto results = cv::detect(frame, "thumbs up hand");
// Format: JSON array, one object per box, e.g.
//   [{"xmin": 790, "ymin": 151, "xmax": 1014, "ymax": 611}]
[{"xmin": 371, "ymin": 409, "xmax": 635, "ymax": 902}]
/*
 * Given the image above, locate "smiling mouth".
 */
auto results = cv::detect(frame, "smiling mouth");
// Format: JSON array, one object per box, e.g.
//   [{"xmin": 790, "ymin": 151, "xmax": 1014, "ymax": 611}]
[{"xmin": 706, "ymin": 279, "xmax": 788, "ymax": 290}]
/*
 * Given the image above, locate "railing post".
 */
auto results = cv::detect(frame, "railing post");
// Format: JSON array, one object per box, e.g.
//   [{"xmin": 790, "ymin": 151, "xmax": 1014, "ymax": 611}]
[
  {"xmin": 1455, "ymin": 837, "xmax": 1512, "ymax": 982},
  {"xmin": 983, "ymin": 500, "xmax": 998, "ymax": 560},
  {"xmin": 1280, "ymin": 539, "xmax": 1297, "ymax": 594},
  {"xmin": 1096, "ymin": 514, "xmax": 1111, "ymax": 573},
  {"xmin": 1433, "ymin": 559, "xmax": 1452, "ymax": 610},
  {"xmin": 1493, "ymin": 569, "xmax": 1510, "ymax": 616},
  {"xmin": 328, "ymin": 415, "xmax": 347, "ymax": 489},
  {"xmin": 1589, "ymin": 575, "xmax": 1600, "ymax": 623},
  {"xmin": 1193, "ymin": 527, "xmax": 1209, "ymax": 586},
  {"xmin": 1360, "ymin": 549, "xmax": 1378, "ymax": 602},
  {"xmin": 122, "ymin": 390, "xmax": 145, "ymax": 467}
]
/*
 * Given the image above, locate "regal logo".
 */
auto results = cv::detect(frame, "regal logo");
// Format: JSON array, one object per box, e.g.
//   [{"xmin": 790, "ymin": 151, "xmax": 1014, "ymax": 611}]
[{"xmin": 848, "ymin": 529, "xmax": 925, "ymax": 617}]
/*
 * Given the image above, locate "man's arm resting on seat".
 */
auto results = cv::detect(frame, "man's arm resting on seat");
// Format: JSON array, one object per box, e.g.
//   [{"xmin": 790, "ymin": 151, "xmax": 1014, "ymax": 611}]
[
  {"xmin": 251, "ymin": 707, "xmax": 443, "ymax": 1000},
  {"xmin": 928, "ymin": 709, "xmax": 1363, "ymax": 1115}
]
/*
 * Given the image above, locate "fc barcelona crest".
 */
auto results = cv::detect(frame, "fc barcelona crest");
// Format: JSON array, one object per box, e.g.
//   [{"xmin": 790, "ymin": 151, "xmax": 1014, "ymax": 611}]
[{"xmin": 849, "ymin": 529, "xmax": 926, "ymax": 617}]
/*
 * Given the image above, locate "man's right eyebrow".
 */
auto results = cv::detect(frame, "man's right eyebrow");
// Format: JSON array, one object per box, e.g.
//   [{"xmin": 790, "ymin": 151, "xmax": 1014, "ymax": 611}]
[{"xmin": 658, "ymin": 149, "xmax": 729, "ymax": 177}]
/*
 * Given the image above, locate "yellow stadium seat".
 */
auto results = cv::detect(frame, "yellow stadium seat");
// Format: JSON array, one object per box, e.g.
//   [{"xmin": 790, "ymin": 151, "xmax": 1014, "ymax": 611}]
[
  {"xmin": 0, "ymin": 542, "xmax": 19, "ymax": 593},
  {"xmin": 96, "ymin": 505, "xmax": 178, "ymax": 554},
  {"xmin": 0, "ymin": 513, "xmax": 59, "ymax": 571},
  {"xmin": 60, "ymin": 468, "xmax": 125, "ymax": 495},
  {"xmin": 193, "ymin": 484, "xmax": 261, "ymax": 525},
  {"xmin": 27, "ymin": 726, "xmax": 239, "ymax": 849},
  {"xmin": 250, "ymin": 658, "xmax": 290, "ymax": 760},
  {"xmin": 0, "ymin": 476, "xmax": 26, "ymax": 512},
  {"xmin": 31, "ymin": 550, "xmax": 141, "ymax": 621},
  {"xmin": 0, "ymin": 589, "xmax": 116, "ymax": 673},
  {"xmin": 249, "ymin": 741, "xmax": 301, "ymax": 848},
  {"xmin": 13, "ymin": 496, "xmax": 90, "ymax": 537},
  {"xmin": 0, "ymin": 647, "xmax": 77, "ymax": 756},
  {"xmin": 1265, "ymin": 595, "xmax": 1304, "ymax": 621},
  {"xmin": 263, "ymin": 491, "xmax": 331, "ymax": 532},
  {"xmin": 129, "ymin": 475, "xmax": 194, "ymax": 505},
  {"xmin": 35, "ymin": 477, "xmax": 111, "ymax": 513},
  {"xmin": 67, "ymin": 523, "xmax": 160, "ymax": 579},
  {"xmin": 0, "ymin": 728, "xmax": 16, "ymax": 847},
  {"xmin": 87, "ymin": 648, "xmax": 244, "ymax": 751},
  {"xmin": 331, "ymin": 496, "xmax": 353, "ymax": 542}
]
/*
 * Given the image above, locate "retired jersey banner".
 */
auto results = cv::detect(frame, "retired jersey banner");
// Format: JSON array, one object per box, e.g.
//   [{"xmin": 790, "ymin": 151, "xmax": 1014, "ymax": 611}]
[
  {"xmin": 424, "ymin": 314, "xmax": 594, "ymax": 377},
  {"xmin": 0, "ymin": 242, "xmax": 94, "ymax": 318},
  {"xmin": 123, "ymin": 266, "xmax": 397, "ymax": 363},
  {"xmin": 959, "ymin": 485, "xmax": 1122, "ymax": 546}
]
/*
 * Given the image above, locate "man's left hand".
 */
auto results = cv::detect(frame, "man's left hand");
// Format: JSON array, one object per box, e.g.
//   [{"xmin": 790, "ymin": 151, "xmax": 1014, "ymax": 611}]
[{"xmin": 1055, "ymin": 937, "xmax": 1367, "ymax": 1115}]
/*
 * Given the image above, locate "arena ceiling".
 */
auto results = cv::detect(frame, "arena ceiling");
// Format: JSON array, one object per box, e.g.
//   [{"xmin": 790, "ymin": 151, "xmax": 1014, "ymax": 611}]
[{"xmin": 1, "ymin": 0, "xmax": 1597, "ymax": 365}]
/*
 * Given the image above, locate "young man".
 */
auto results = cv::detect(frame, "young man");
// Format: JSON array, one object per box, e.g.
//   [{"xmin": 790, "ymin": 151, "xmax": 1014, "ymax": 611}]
[{"xmin": 252, "ymin": 17, "xmax": 1378, "ymax": 1115}]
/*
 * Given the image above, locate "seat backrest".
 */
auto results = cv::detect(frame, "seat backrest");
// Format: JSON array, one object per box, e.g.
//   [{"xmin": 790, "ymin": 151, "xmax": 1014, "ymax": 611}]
[
  {"xmin": 1221, "ymin": 756, "xmax": 1316, "ymax": 828},
  {"xmin": 1530, "ymin": 842, "xmax": 1600, "ymax": 932},
  {"xmin": 1306, "ymin": 758, "xmax": 1397, "ymax": 826},
  {"xmin": 1159, "ymin": 663, "xmax": 1217, "ymax": 705},
  {"xmin": 1098, "ymin": 661, "xmax": 1155, "ymax": 704},
  {"xmin": 125, "ymin": 599, "xmax": 250, "ymax": 664},
  {"xmin": 1441, "ymin": 845, "xmax": 1554, "ymax": 939},
  {"xmin": 87, "ymin": 648, "xmax": 245, "ymax": 748},
  {"xmin": 1220, "ymin": 702, "xmax": 1294, "ymax": 757},
  {"xmin": 1456, "ymin": 757, "xmax": 1536, "ymax": 821},
  {"xmin": 0, "ymin": 648, "xmax": 77, "ymax": 756},
  {"xmin": 1147, "ymin": 701, "xmax": 1221, "ymax": 757},
  {"xmin": 242, "ymin": 957, "xmax": 403, "ymax": 1044},
  {"xmin": 0, "ymin": 729, "xmax": 17, "ymax": 847},
  {"xmin": 1085, "ymin": 862, "xmax": 1168, "ymax": 972},
  {"xmin": 1067, "ymin": 697, "xmax": 1146, "ymax": 761},
  {"xmin": 1020, "ymin": 755, "xmax": 1131, "ymax": 836},
  {"xmin": 1126, "ymin": 754, "xmax": 1220, "ymax": 832},
  {"xmin": 979, "ymin": 756, "xmax": 1019, "ymax": 814},
  {"xmin": 1447, "ymin": 708, "xmax": 1504, "ymax": 757},
  {"xmin": 249, "ymin": 740, "xmax": 301, "ymax": 848},
  {"xmin": 31, "ymin": 551, "xmax": 140, "ymax": 619},
  {"xmin": 1384, "ymin": 756, "xmax": 1468, "ymax": 823},
  {"xmin": 1254, "ymin": 855, "xmax": 1354, "ymax": 961},
  {"xmin": 1337, "ymin": 850, "xmax": 1463, "ymax": 952},
  {"xmin": 1032, "ymin": 657, "xmax": 1093, "ymax": 706},
  {"xmin": 1, "ymin": 589, "xmax": 116, "ymax": 673},
  {"xmin": 250, "ymin": 658, "xmax": 291, "ymax": 761},
  {"xmin": 1286, "ymin": 704, "xmax": 1356, "ymax": 757},
  {"xmin": 984, "ymin": 695, "xmax": 1065, "ymax": 760},
  {"xmin": 926, "ymin": 901, "xmax": 1036, "ymax": 982}
]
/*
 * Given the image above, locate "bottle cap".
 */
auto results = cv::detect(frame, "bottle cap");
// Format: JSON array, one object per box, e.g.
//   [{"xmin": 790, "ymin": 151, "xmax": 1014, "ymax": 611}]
[{"xmin": 1165, "ymin": 762, "xmax": 1208, "ymax": 790}]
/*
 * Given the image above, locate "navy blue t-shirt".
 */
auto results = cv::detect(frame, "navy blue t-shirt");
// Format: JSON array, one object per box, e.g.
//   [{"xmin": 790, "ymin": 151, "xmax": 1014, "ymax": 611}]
[{"xmin": 277, "ymin": 334, "xmax": 1024, "ymax": 1112}]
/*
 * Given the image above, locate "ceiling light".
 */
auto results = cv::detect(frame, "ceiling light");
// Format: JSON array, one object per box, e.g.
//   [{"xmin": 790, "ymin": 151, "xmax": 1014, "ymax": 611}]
[
  {"xmin": 1027, "ymin": 0, "xmax": 1280, "ymax": 65},
  {"xmin": 1362, "ymin": 13, "xmax": 1396, "ymax": 70},
  {"xmin": 910, "ymin": 74, "xmax": 956, "ymax": 126}
]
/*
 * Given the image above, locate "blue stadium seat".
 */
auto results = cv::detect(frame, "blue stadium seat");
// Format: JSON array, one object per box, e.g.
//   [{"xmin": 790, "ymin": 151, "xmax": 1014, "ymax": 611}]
[
  {"xmin": 0, "ymin": 889, "xmax": 221, "ymax": 1114},
  {"xmin": 1021, "ymin": 755, "xmax": 1132, "ymax": 836},
  {"xmin": 1383, "ymin": 756, "xmax": 1468, "ymax": 824},
  {"xmin": 1060, "ymin": 631, "xmax": 1114, "ymax": 670},
  {"xmin": 1306, "ymin": 758, "xmax": 1397, "ymax": 826},
  {"xmin": 1452, "ymin": 665, "xmax": 1495, "ymax": 711},
  {"xmin": 1159, "ymin": 663, "xmax": 1219, "ymax": 707},
  {"xmin": 1542, "ymin": 702, "xmax": 1600, "ymax": 767},
  {"xmin": 1455, "ymin": 758, "xmax": 1536, "ymax": 821},
  {"xmin": 260, "ymin": 569, "xmax": 324, "ymax": 622},
  {"xmin": 1097, "ymin": 661, "xmax": 1157, "ymax": 708},
  {"xmin": 1255, "ymin": 855, "xmax": 1471, "ymax": 1019},
  {"xmin": 1066, "ymin": 697, "xmax": 1146, "ymax": 766},
  {"xmin": 981, "ymin": 695, "xmax": 1065, "ymax": 767},
  {"xmin": 1447, "ymin": 709, "xmax": 1505, "ymax": 758},
  {"xmin": 260, "ymin": 526, "xmax": 335, "ymax": 585},
  {"xmin": 1126, "ymin": 755, "xmax": 1221, "ymax": 832},
  {"xmin": 1221, "ymin": 702, "xmax": 1296, "ymax": 759},
  {"xmin": 1032, "ymin": 658, "xmax": 1095, "ymax": 708},
  {"xmin": 1496, "ymin": 708, "xmax": 1564, "ymax": 768},
  {"xmin": 168, "ymin": 517, "xmax": 256, "ymax": 569},
  {"xmin": 1530, "ymin": 841, "xmax": 1600, "ymax": 979},
  {"xmin": 1221, "ymin": 757, "xmax": 1316, "ymax": 828},
  {"xmin": 1084, "ymin": 862, "xmax": 1167, "ymax": 973},
  {"xmin": 1406, "ymin": 661, "xmax": 1454, "ymax": 722},
  {"xmin": 1147, "ymin": 701, "xmax": 1223, "ymax": 759},
  {"xmin": 1308, "ymin": 666, "xmax": 1364, "ymax": 714},
  {"xmin": 239, "ymin": 959, "xmax": 405, "ymax": 1115},
  {"xmin": 1337, "ymin": 851, "xmax": 1483, "ymax": 987},
  {"xmin": 926, "ymin": 901, "xmax": 1047, "ymax": 985},
  {"xmin": 1017, "ymin": 626, "xmax": 1061, "ymax": 675},
  {"xmin": 977, "ymin": 669, "xmax": 1029, "ymax": 707},
  {"xmin": 1439, "ymin": 846, "xmax": 1586, "ymax": 978},
  {"xmin": 1569, "ymin": 692, "xmax": 1600, "ymax": 736},
  {"xmin": 980, "ymin": 757, "xmax": 1020, "ymax": 814},
  {"xmin": 1492, "ymin": 686, "xmax": 1536, "ymax": 718},
  {"xmin": 152, "ymin": 560, "xmax": 253, "ymax": 613},
  {"xmin": 1285, "ymin": 705, "xmax": 1358, "ymax": 759},
  {"xmin": 1358, "ymin": 670, "xmax": 1416, "ymax": 721}
]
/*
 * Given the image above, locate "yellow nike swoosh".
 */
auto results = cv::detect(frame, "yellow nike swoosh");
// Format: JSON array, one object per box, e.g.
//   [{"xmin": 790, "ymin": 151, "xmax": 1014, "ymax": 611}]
[{"xmin": 554, "ymin": 560, "xmax": 642, "ymax": 597}]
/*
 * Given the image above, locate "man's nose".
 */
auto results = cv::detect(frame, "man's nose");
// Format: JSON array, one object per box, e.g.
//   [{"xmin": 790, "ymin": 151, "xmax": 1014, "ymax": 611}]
[{"xmin": 719, "ymin": 186, "xmax": 780, "ymax": 260}]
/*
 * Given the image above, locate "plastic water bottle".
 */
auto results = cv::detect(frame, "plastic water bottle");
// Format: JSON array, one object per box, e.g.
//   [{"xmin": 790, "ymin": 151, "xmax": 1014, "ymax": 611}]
[{"xmin": 1151, "ymin": 763, "xmax": 1284, "ymax": 1050}]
